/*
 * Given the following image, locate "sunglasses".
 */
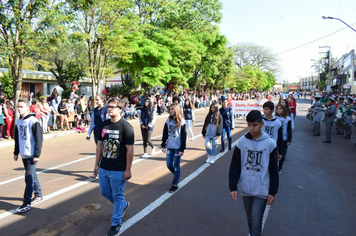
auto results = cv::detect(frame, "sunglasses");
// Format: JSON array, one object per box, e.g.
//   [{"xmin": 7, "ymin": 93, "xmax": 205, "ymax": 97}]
[{"xmin": 107, "ymin": 106, "xmax": 119, "ymax": 109}]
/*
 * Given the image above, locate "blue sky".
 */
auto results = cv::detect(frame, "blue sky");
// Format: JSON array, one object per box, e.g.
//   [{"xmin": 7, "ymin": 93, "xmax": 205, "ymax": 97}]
[{"xmin": 219, "ymin": 0, "xmax": 356, "ymax": 83}]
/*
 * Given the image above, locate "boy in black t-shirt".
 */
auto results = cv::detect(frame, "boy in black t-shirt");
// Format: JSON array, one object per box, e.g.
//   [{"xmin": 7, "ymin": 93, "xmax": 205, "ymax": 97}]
[{"xmin": 93, "ymin": 98, "xmax": 134, "ymax": 236}]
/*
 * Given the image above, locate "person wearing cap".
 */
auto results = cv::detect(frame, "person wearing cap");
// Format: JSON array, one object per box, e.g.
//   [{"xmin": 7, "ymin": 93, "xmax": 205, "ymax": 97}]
[
  {"xmin": 343, "ymin": 97, "xmax": 355, "ymax": 139},
  {"xmin": 312, "ymin": 94, "xmax": 323, "ymax": 136},
  {"xmin": 335, "ymin": 96, "xmax": 346, "ymax": 135},
  {"xmin": 323, "ymin": 97, "xmax": 336, "ymax": 143}
]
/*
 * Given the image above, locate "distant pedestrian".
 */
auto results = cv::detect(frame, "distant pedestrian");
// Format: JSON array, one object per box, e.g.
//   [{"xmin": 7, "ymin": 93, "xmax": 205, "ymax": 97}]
[
  {"xmin": 275, "ymin": 104, "xmax": 292, "ymax": 173},
  {"xmin": 139, "ymin": 99, "xmax": 156, "ymax": 158},
  {"xmin": 323, "ymin": 97, "xmax": 336, "ymax": 143},
  {"xmin": 86, "ymin": 94, "xmax": 108, "ymax": 144},
  {"xmin": 13, "ymin": 98, "xmax": 44, "ymax": 213},
  {"xmin": 183, "ymin": 98, "xmax": 195, "ymax": 141},
  {"xmin": 229, "ymin": 110, "xmax": 279, "ymax": 236},
  {"xmin": 92, "ymin": 98, "xmax": 134, "ymax": 236},
  {"xmin": 219, "ymin": 97, "xmax": 234, "ymax": 152},
  {"xmin": 161, "ymin": 103, "xmax": 187, "ymax": 193},
  {"xmin": 202, "ymin": 102, "xmax": 223, "ymax": 164}
]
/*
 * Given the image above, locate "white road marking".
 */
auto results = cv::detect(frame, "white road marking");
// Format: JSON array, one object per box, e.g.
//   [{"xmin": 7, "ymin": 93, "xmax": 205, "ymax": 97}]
[
  {"xmin": 120, "ymin": 146, "xmax": 229, "ymax": 234},
  {"xmin": 0, "ymin": 155, "xmax": 95, "ymax": 186},
  {"xmin": 0, "ymin": 121, "xmax": 205, "ymax": 220}
]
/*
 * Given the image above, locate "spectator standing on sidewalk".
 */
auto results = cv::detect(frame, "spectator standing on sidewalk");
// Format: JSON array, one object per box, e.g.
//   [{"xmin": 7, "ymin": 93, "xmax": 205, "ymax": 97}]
[
  {"xmin": 58, "ymin": 99, "xmax": 70, "ymax": 131},
  {"xmin": 14, "ymin": 98, "xmax": 44, "ymax": 213},
  {"xmin": 51, "ymin": 95, "xmax": 60, "ymax": 131},
  {"xmin": 4, "ymin": 100, "xmax": 15, "ymax": 139},
  {"xmin": 139, "ymin": 99, "xmax": 156, "ymax": 158},
  {"xmin": 229, "ymin": 110, "xmax": 279, "ymax": 236},
  {"xmin": 161, "ymin": 104, "xmax": 187, "ymax": 193},
  {"xmin": 0, "ymin": 105, "xmax": 4, "ymax": 141},
  {"xmin": 39, "ymin": 97, "xmax": 50, "ymax": 134},
  {"xmin": 92, "ymin": 98, "xmax": 134, "ymax": 236}
]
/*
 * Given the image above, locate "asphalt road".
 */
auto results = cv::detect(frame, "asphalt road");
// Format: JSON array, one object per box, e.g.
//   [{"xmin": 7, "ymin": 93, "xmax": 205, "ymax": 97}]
[{"xmin": 0, "ymin": 98, "xmax": 355, "ymax": 236}]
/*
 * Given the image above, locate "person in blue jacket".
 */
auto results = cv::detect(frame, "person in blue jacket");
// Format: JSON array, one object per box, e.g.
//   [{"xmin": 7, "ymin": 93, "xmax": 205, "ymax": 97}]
[{"xmin": 219, "ymin": 97, "xmax": 234, "ymax": 152}]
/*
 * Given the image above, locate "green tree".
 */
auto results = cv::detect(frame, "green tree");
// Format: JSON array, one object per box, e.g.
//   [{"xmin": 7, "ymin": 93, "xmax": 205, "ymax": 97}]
[
  {"xmin": 67, "ymin": 0, "xmax": 138, "ymax": 97},
  {"xmin": 0, "ymin": 0, "xmax": 57, "ymax": 119},
  {"xmin": 0, "ymin": 71, "xmax": 14, "ymax": 98}
]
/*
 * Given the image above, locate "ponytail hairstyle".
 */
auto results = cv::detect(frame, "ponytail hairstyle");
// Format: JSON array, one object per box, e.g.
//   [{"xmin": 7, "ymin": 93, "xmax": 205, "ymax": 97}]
[
  {"xmin": 169, "ymin": 103, "xmax": 182, "ymax": 128},
  {"xmin": 204, "ymin": 102, "xmax": 220, "ymax": 130}
]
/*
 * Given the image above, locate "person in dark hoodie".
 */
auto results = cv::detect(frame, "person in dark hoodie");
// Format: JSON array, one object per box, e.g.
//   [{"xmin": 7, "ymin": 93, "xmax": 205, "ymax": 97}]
[
  {"xmin": 219, "ymin": 97, "xmax": 234, "ymax": 152},
  {"xmin": 202, "ymin": 102, "xmax": 223, "ymax": 164},
  {"xmin": 14, "ymin": 98, "xmax": 44, "ymax": 213},
  {"xmin": 229, "ymin": 110, "xmax": 279, "ymax": 236},
  {"xmin": 161, "ymin": 103, "xmax": 187, "ymax": 193}
]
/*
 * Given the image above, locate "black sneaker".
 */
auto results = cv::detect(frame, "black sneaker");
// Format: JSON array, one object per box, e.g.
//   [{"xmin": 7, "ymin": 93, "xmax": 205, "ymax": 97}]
[
  {"xmin": 17, "ymin": 204, "xmax": 31, "ymax": 213},
  {"xmin": 219, "ymin": 149, "xmax": 225, "ymax": 153},
  {"xmin": 169, "ymin": 184, "xmax": 178, "ymax": 193},
  {"xmin": 278, "ymin": 168, "xmax": 283, "ymax": 174},
  {"xmin": 106, "ymin": 225, "xmax": 121, "ymax": 236},
  {"xmin": 122, "ymin": 201, "xmax": 130, "ymax": 218}
]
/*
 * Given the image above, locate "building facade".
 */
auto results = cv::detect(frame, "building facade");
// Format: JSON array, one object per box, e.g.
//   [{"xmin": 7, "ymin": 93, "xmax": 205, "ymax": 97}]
[
  {"xmin": 0, "ymin": 68, "xmax": 94, "ymax": 99},
  {"xmin": 330, "ymin": 49, "xmax": 356, "ymax": 94},
  {"xmin": 298, "ymin": 75, "xmax": 318, "ymax": 92}
]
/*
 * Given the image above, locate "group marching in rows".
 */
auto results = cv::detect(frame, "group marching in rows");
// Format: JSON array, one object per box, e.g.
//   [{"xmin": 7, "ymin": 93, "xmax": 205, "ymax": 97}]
[{"xmin": 13, "ymin": 91, "xmax": 298, "ymax": 236}]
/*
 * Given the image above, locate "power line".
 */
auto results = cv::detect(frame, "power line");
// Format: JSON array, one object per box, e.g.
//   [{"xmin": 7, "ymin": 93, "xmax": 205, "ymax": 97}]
[{"xmin": 277, "ymin": 22, "xmax": 356, "ymax": 55}]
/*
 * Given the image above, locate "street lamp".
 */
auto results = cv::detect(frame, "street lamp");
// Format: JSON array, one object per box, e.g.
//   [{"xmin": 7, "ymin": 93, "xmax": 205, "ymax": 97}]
[{"xmin": 322, "ymin": 16, "xmax": 356, "ymax": 33}]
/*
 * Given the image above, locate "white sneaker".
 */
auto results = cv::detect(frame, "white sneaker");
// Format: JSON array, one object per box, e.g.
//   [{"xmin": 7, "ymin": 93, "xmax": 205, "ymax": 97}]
[
  {"xmin": 206, "ymin": 156, "xmax": 212, "ymax": 163},
  {"xmin": 141, "ymin": 153, "xmax": 148, "ymax": 158},
  {"xmin": 151, "ymin": 147, "xmax": 156, "ymax": 156},
  {"xmin": 210, "ymin": 157, "xmax": 215, "ymax": 164}
]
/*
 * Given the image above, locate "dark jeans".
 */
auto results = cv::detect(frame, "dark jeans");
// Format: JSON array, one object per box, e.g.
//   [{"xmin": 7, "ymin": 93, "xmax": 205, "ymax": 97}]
[
  {"xmin": 166, "ymin": 149, "xmax": 181, "ymax": 185},
  {"xmin": 242, "ymin": 196, "xmax": 267, "ymax": 236},
  {"xmin": 22, "ymin": 158, "xmax": 42, "ymax": 205},
  {"xmin": 279, "ymin": 141, "xmax": 289, "ymax": 170},
  {"xmin": 141, "ymin": 128, "xmax": 154, "ymax": 153},
  {"xmin": 221, "ymin": 126, "xmax": 232, "ymax": 150}
]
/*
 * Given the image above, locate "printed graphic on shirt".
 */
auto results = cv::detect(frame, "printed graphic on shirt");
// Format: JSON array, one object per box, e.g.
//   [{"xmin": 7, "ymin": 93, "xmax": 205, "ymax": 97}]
[
  {"xmin": 244, "ymin": 148, "xmax": 266, "ymax": 172},
  {"xmin": 264, "ymin": 126, "xmax": 275, "ymax": 138},
  {"xmin": 101, "ymin": 129, "xmax": 121, "ymax": 159},
  {"xmin": 19, "ymin": 125, "xmax": 27, "ymax": 140},
  {"xmin": 168, "ymin": 124, "xmax": 177, "ymax": 138},
  {"xmin": 280, "ymin": 120, "xmax": 285, "ymax": 130}
]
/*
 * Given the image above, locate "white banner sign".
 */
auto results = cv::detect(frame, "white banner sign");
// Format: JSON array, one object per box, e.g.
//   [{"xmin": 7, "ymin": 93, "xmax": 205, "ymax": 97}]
[{"xmin": 231, "ymin": 100, "xmax": 266, "ymax": 115}]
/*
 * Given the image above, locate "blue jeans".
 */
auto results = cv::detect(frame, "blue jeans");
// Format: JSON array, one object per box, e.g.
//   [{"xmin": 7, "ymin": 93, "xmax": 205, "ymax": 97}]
[
  {"xmin": 221, "ymin": 126, "xmax": 232, "ymax": 150},
  {"xmin": 242, "ymin": 196, "xmax": 268, "ymax": 236},
  {"xmin": 99, "ymin": 168, "xmax": 128, "ymax": 226},
  {"xmin": 166, "ymin": 149, "xmax": 181, "ymax": 185},
  {"xmin": 22, "ymin": 158, "xmax": 42, "ymax": 205},
  {"xmin": 205, "ymin": 137, "xmax": 218, "ymax": 157}
]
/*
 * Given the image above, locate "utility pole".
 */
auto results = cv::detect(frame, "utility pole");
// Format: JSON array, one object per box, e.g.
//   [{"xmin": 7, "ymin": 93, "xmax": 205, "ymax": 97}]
[{"xmin": 319, "ymin": 46, "xmax": 331, "ymax": 90}]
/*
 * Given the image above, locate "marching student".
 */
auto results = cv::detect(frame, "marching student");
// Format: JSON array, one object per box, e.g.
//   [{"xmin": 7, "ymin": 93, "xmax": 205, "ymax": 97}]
[
  {"xmin": 92, "ymin": 98, "xmax": 134, "ymax": 236},
  {"xmin": 161, "ymin": 104, "xmax": 187, "ymax": 193},
  {"xmin": 335, "ymin": 96, "xmax": 346, "ymax": 135},
  {"xmin": 183, "ymin": 98, "xmax": 195, "ymax": 141},
  {"xmin": 343, "ymin": 97, "xmax": 355, "ymax": 140},
  {"xmin": 261, "ymin": 101, "xmax": 283, "ymax": 161},
  {"xmin": 202, "ymin": 103, "xmax": 223, "ymax": 164},
  {"xmin": 139, "ymin": 99, "xmax": 157, "ymax": 158},
  {"xmin": 312, "ymin": 94, "xmax": 323, "ymax": 136},
  {"xmin": 323, "ymin": 97, "xmax": 337, "ymax": 143},
  {"xmin": 13, "ymin": 98, "xmax": 44, "ymax": 213},
  {"xmin": 219, "ymin": 97, "xmax": 234, "ymax": 152},
  {"xmin": 275, "ymin": 104, "xmax": 292, "ymax": 173},
  {"xmin": 229, "ymin": 110, "xmax": 279, "ymax": 236}
]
